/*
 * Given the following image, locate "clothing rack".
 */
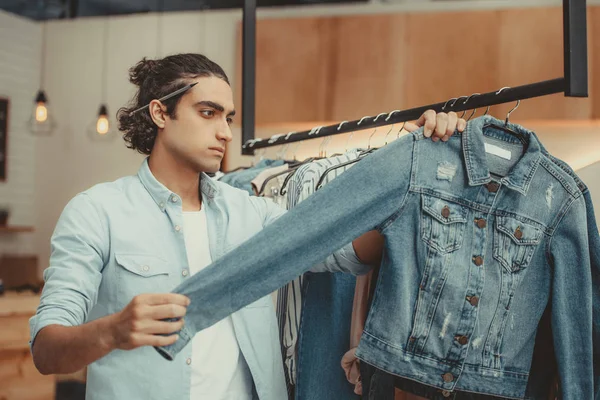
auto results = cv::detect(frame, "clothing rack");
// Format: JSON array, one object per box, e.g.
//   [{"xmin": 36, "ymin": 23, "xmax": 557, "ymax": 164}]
[{"xmin": 240, "ymin": 0, "xmax": 588, "ymax": 155}]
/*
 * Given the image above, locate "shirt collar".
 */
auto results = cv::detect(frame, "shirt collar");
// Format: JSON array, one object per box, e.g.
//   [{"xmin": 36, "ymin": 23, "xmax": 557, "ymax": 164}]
[
  {"xmin": 137, "ymin": 158, "xmax": 219, "ymax": 210},
  {"xmin": 462, "ymin": 115, "xmax": 542, "ymax": 195}
]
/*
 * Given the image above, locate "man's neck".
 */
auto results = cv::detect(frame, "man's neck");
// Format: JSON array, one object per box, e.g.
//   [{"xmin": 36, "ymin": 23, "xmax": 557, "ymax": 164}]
[{"xmin": 148, "ymin": 151, "xmax": 202, "ymax": 212}]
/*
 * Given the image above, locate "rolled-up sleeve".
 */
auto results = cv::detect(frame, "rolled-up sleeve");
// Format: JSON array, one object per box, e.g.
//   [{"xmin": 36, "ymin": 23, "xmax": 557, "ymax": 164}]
[{"xmin": 29, "ymin": 193, "xmax": 106, "ymax": 350}]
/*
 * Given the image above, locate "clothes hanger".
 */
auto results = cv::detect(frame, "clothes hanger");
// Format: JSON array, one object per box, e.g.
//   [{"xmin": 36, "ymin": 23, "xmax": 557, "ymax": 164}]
[
  {"xmin": 279, "ymin": 126, "xmax": 326, "ymax": 195},
  {"xmin": 482, "ymin": 87, "xmax": 526, "ymax": 144},
  {"xmin": 314, "ymin": 110, "xmax": 398, "ymax": 191},
  {"xmin": 359, "ymin": 112, "xmax": 387, "ymax": 157},
  {"xmin": 462, "ymin": 93, "xmax": 481, "ymax": 121},
  {"xmin": 257, "ymin": 139, "xmax": 297, "ymax": 196},
  {"xmin": 328, "ymin": 121, "xmax": 350, "ymax": 158}
]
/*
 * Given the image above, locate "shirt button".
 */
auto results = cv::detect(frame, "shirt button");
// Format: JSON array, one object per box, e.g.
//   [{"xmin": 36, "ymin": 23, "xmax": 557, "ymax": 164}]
[
  {"xmin": 182, "ymin": 269, "xmax": 189, "ymax": 277},
  {"xmin": 442, "ymin": 390, "xmax": 452, "ymax": 398},
  {"xmin": 441, "ymin": 206, "xmax": 451, "ymax": 219},
  {"xmin": 514, "ymin": 226, "xmax": 523, "ymax": 240},
  {"xmin": 473, "ymin": 256, "xmax": 484, "ymax": 266},
  {"xmin": 442, "ymin": 372, "xmax": 454, "ymax": 383},
  {"xmin": 486, "ymin": 182, "xmax": 499, "ymax": 193},
  {"xmin": 475, "ymin": 218, "xmax": 487, "ymax": 229},
  {"xmin": 171, "ymin": 195, "xmax": 179, "ymax": 203},
  {"xmin": 142, "ymin": 265, "xmax": 150, "ymax": 272},
  {"xmin": 186, "ymin": 358, "xmax": 191, "ymax": 365},
  {"xmin": 456, "ymin": 335, "xmax": 469, "ymax": 346},
  {"xmin": 175, "ymin": 225, "xmax": 181, "ymax": 232},
  {"xmin": 466, "ymin": 296, "xmax": 479, "ymax": 307},
  {"xmin": 159, "ymin": 202, "xmax": 165, "ymax": 209}
]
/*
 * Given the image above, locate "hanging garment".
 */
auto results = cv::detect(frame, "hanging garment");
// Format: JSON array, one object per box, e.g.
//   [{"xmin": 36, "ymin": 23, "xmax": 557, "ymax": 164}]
[
  {"xmin": 220, "ymin": 159, "xmax": 285, "ymax": 194},
  {"xmin": 284, "ymin": 150, "xmax": 361, "ymax": 400},
  {"xmin": 251, "ymin": 164, "xmax": 290, "ymax": 196},
  {"xmin": 156, "ymin": 116, "xmax": 600, "ymax": 400}
]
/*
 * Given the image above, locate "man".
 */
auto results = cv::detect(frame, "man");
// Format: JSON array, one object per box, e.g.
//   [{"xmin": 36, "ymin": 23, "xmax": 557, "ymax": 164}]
[{"xmin": 29, "ymin": 53, "xmax": 466, "ymax": 399}]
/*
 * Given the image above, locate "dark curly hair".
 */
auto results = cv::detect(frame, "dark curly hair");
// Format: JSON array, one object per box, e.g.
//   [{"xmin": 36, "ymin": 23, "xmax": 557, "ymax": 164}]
[{"xmin": 117, "ymin": 53, "xmax": 230, "ymax": 155}]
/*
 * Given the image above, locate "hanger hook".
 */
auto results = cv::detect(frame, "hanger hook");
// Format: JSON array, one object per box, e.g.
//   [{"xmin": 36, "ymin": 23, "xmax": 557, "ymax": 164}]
[
  {"xmin": 357, "ymin": 116, "xmax": 372, "ymax": 126},
  {"xmin": 442, "ymin": 98, "xmax": 457, "ymax": 111},
  {"xmin": 451, "ymin": 96, "xmax": 469, "ymax": 118},
  {"xmin": 385, "ymin": 110, "xmax": 401, "ymax": 122},
  {"xmin": 463, "ymin": 93, "xmax": 481, "ymax": 121},
  {"xmin": 505, "ymin": 99, "xmax": 520, "ymax": 126},
  {"xmin": 337, "ymin": 121, "xmax": 349, "ymax": 131},
  {"xmin": 383, "ymin": 123, "xmax": 396, "ymax": 145},
  {"xmin": 373, "ymin": 113, "xmax": 387, "ymax": 122}
]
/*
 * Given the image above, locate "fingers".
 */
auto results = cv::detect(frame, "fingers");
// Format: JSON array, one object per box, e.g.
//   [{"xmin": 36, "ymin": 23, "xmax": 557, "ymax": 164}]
[
  {"xmin": 135, "ymin": 319, "xmax": 185, "ymax": 335},
  {"xmin": 432, "ymin": 112, "xmax": 449, "ymax": 142},
  {"xmin": 138, "ymin": 293, "xmax": 191, "ymax": 307},
  {"xmin": 416, "ymin": 110, "xmax": 436, "ymax": 138},
  {"xmin": 403, "ymin": 122, "xmax": 419, "ymax": 133},
  {"xmin": 148, "ymin": 304, "xmax": 188, "ymax": 320},
  {"xmin": 457, "ymin": 118, "xmax": 467, "ymax": 132}
]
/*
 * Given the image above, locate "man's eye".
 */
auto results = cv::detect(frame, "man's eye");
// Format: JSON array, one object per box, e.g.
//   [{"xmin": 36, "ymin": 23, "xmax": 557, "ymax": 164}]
[
  {"xmin": 226, "ymin": 117, "xmax": 234, "ymax": 125},
  {"xmin": 201, "ymin": 110, "xmax": 215, "ymax": 117}
]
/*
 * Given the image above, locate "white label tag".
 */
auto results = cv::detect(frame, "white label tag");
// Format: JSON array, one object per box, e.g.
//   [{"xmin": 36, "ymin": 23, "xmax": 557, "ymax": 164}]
[{"xmin": 485, "ymin": 143, "xmax": 512, "ymax": 161}]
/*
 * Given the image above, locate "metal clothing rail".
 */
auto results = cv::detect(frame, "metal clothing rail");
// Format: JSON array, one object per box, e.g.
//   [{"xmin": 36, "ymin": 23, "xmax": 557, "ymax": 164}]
[{"xmin": 240, "ymin": 0, "xmax": 588, "ymax": 155}]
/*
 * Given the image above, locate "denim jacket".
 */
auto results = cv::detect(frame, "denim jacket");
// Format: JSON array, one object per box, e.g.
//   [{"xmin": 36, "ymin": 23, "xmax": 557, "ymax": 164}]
[
  {"xmin": 29, "ymin": 158, "xmax": 366, "ymax": 400},
  {"xmin": 157, "ymin": 116, "xmax": 599, "ymax": 400}
]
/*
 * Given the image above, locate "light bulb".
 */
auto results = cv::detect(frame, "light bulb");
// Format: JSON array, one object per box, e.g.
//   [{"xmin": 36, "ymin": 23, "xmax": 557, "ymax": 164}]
[
  {"xmin": 96, "ymin": 115, "xmax": 109, "ymax": 135},
  {"xmin": 35, "ymin": 102, "xmax": 48, "ymax": 122}
]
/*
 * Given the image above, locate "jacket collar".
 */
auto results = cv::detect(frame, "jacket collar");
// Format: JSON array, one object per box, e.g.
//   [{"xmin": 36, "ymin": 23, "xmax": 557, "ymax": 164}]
[
  {"xmin": 462, "ymin": 116, "xmax": 542, "ymax": 195},
  {"xmin": 137, "ymin": 157, "xmax": 219, "ymax": 210}
]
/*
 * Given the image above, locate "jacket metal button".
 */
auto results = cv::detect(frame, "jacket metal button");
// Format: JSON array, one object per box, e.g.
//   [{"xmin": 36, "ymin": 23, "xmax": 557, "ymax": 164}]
[
  {"xmin": 476, "ymin": 218, "xmax": 487, "ymax": 229},
  {"xmin": 514, "ymin": 227, "xmax": 523, "ymax": 240},
  {"xmin": 442, "ymin": 372, "xmax": 454, "ymax": 383},
  {"xmin": 441, "ymin": 206, "xmax": 451, "ymax": 218},
  {"xmin": 466, "ymin": 296, "xmax": 479, "ymax": 307},
  {"xmin": 456, "ymin": 335, "xmax": 469, "ymax": 345},
  {"xmin": 473, "ymin": 256, "xmax": 484, "ymax": 266},
  {"xmin": 442, "ymin": 390, "xmax": 452, "ymax": 398},
  {"xmin": 486, "ymin": 182, "xmax": 499, "ymax": 193}
]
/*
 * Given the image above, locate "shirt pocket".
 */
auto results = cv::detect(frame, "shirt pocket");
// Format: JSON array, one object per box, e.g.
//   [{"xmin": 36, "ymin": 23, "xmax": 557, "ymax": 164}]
[
  {"xmin": 115, "ymin": 253, "xmax": 172, "ymax": 305},
  {"xmin": 493, "ymin": 216, "xmax": 542, "ymax": 273},
  {"xmin": 421, "ymin": 194, "xmax": 469, "ymax": 254}
]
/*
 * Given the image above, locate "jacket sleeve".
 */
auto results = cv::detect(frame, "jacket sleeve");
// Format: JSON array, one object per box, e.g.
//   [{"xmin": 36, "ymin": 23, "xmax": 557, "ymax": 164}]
[
  {"xmin": 155, "ymin": 133, "xmax": 416, "ymax": 360},
  {"xmin": 250, "ymin": 189, "xmax": 372, "ymax": 276},
  {"xmin": 29, "ymin": 193, "xmax": 107, "ymax": 350},
  {"xmin": 582, "ymin": 189, "xmax": 600, "ymax": 400},
  {"xmin": 548, "ymin": 194, "xmax": 595, "ymax": 399}
]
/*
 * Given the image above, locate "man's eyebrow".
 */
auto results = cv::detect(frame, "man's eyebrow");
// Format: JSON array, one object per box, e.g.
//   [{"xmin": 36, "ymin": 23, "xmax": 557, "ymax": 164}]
[{"xmin": 194, "ymin": 101, "xmax": 236, "ymax": 116}]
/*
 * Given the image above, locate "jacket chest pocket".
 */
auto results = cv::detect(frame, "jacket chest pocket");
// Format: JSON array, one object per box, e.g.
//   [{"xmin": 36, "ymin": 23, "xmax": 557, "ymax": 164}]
[
  {"xmin": 421, "ymin": 194, "xmax": 469, "ymax": 254},
  {"xmin": 115, "ymin": 253, "xmax": 172, "ymax": 305},
  {"xmin": 493, "ymin": 216, "xmax": 542, "ymax": 273}
]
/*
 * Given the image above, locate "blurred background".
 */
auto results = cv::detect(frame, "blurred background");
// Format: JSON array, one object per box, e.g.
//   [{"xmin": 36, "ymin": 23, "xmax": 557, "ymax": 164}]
[{"xmin": 0, "ymin": 0, "xmax": 598, "ymax": 399}]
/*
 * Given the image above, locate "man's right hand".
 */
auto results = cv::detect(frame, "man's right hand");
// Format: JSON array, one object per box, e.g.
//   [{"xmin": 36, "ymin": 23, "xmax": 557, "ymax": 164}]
[{"xmin": 109, "ymin": 293, "xmax": 190, "ymax": 350}]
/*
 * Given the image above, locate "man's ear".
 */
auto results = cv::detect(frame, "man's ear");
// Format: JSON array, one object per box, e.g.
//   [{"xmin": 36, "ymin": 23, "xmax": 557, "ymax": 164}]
[{"xmin": 149, "ymin": 100, "xmax": 167, "ymax": 129}]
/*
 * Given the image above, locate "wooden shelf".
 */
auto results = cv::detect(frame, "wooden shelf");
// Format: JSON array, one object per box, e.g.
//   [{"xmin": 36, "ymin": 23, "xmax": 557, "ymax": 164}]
[{"xmin": 0, "ymin": 226, "xmax": 34, "ymax": 233}]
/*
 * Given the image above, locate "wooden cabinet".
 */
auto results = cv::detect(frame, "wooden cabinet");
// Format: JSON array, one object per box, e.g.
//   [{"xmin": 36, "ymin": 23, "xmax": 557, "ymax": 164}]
[
  {"xmin": 236, "ymin": 6, "xmax": 598, "ymax": 125},
  {"xmin": 0, "ymin": 294, "xmax": 54, "ymax": 400}
]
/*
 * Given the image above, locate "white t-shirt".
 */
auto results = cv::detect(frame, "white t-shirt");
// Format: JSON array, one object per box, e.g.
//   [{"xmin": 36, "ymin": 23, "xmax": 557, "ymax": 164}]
[{"xmin": 183, "ymin": 208, "xmax": 254, "ymax": 400}]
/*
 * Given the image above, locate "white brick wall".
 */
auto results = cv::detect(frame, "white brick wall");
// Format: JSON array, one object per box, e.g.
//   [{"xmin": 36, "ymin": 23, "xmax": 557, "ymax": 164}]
[{"xmin": 0, "ymin": 10, "xmax": 40, "ymax": 254}]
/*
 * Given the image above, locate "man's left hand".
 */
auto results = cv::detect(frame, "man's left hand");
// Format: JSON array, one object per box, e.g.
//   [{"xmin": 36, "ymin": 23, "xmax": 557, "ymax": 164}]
[{"xmin": 405, "ymin": 110, "xmax": 467, "ymax": 142}]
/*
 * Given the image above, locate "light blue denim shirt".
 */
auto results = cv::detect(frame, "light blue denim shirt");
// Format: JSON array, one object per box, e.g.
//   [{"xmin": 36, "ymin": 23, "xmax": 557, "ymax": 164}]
[
  {"xmin": 156, "ymin": 116, "xmax": 600, "ymax": 400},
  {"xmin": 29, "ymin": 158, "xmax": 367, "ymax": 400}
]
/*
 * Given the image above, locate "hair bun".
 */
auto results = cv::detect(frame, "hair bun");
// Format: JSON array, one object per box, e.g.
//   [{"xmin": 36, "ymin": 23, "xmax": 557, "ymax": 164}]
[{"xmin": 129, "ymin": 57, "xmax": 159, "ymax": 87}]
